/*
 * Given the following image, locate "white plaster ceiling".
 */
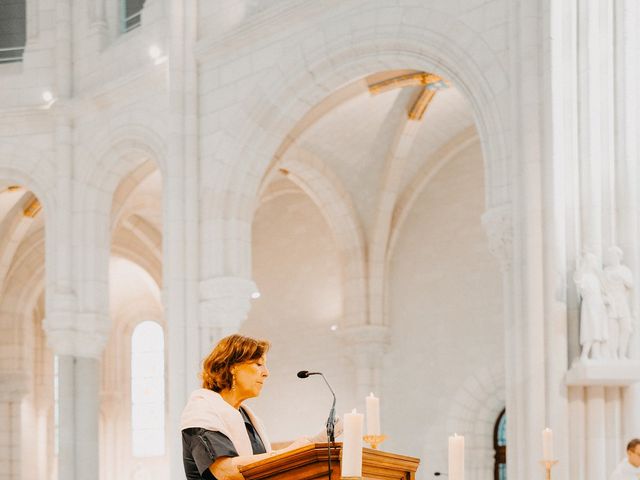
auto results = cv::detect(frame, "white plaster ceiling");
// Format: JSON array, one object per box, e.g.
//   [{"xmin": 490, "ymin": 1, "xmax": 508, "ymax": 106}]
[
  {"xmin": 283, "ymin": 74, "xmax": 477, "ymax": 240},
  {"xmin": 0, "ymin": 188, "xmax": 24, "ymax": 220}
]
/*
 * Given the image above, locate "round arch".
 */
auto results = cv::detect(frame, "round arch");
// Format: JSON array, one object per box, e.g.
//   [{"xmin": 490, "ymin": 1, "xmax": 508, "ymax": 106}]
[{"xmin": 445, "ymin": 364, "xmax": 506, "ymax": 480}]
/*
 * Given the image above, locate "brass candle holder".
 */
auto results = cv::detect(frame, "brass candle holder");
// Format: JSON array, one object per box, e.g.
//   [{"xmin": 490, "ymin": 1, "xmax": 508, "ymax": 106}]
[
  {"xmin": 540, "ymin": 460, "xmax": 558, "ymax": 480},
  {"xmin": 363, "ymin": 434, "xmax": 387, "ymax": 450}
]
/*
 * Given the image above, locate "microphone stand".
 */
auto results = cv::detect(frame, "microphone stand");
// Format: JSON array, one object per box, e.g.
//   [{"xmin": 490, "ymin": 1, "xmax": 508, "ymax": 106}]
[
  {"xmin": 318, "ymin": 373, "xmax": 336, "ymax": 480},
  {"xmin": 297, "ymin": 371, "xmax": 336, "ymax": 480}
]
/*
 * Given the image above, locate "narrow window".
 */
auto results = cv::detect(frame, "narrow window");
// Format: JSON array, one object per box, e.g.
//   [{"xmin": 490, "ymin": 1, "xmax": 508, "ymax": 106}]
[
  {"xmin": 131, "ymin": 321, "xmax": 165, "ymax": 457},
  {"xmin": 121, "ymin": 0, "xmax": 145, "ymax": 32},
  {"xmin": 494, "ymin": 409, "xmax": 506, "ymax": 480},
  {"xmin": 0, "ymin": 0, "xmax": 26, "ymax": 64}
]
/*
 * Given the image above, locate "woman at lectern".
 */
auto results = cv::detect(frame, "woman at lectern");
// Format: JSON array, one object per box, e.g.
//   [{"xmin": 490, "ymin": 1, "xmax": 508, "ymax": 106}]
[{"xmin": 180, "ymin": 334, "xmax": 329, "ymax": 480}]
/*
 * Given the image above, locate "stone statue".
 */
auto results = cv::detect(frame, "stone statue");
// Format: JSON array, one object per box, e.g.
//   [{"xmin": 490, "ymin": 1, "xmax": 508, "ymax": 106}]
[
  {"xmin": 604, "ymin": 246, "xmax": 634, "ymax": 359},
  {"xmin": 574, "ymin": 252, "xmax": 609, "ymax": 361}
]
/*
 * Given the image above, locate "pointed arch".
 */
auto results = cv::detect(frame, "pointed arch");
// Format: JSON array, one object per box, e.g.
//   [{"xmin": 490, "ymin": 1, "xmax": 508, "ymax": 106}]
[
  {"xmin": 263, "ymin": 146, "xmax": 367, "ymax": 326},
  {"xmin": 199, "ymin": 13, "xmax": 509, "ymax": 279}
]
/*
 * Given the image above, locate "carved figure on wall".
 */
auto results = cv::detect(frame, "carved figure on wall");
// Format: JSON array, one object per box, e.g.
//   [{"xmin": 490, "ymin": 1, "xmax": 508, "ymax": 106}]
[
  {"xmin": 574, "ymin": 252, "xmax": 609, "ymax": 361},
  {"xmin": 604, "ymin": 246, "xmax": 634, "ymax": 359}
]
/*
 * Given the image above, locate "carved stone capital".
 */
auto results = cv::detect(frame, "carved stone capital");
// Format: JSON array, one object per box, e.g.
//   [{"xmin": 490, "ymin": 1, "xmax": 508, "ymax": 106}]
[
  {"xmin": 199, "ymin": 276, "xmax": 258, "ymax": 332},
  {"xmin": 481, "ymin": 205, "xmax": 513, "ymax": 272},
  {"xmin": 43, "ymin": 309, "xmax": 110, "ymax": 359}
]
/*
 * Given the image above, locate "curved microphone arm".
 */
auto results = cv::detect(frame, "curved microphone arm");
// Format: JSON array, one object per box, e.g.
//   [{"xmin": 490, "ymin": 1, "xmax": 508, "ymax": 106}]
[
  {"xmin": 296, "ymin": 370, "xmax": 337, "ymax": 480},
  {"xmin": 318, "ymin": 373, "xmax": 337, "ymax": 443},
  {"xmin": 296, "ymin": 371, "xmax": 337, "ymax": 442}
]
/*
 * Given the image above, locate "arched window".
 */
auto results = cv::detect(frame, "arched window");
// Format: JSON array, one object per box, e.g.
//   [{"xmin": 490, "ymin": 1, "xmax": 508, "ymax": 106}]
[
  {"xmin": 0, "ymin": 0, "xmax": 26, "ymax": 63},
  {"xmin": 131, "ymin": 321, "xmax": 165, "ymax": 457},
  {"xmin": 121, "ymin": 0, "xmax": 145, "ymax": 32},
  {"xmin": 493, "ymin": 409, "xmax": 506, "ymax": 480}
]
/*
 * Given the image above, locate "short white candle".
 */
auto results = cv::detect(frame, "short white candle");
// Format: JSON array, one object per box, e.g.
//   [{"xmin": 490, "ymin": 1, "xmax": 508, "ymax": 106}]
[
  {"xmin": 341, "ymin": 408, "xmax": 364, "ymax": 477},
  {"xmin": 542, "ymin": 428, "xmax": 554, "ymax": 461},
  {"xmin": 448, "ymin": 434, "xmax": 464, "ymax": 480},
  {"xmin": 365, "ymin": 392, "xmax": 381, "ymax": 436}
]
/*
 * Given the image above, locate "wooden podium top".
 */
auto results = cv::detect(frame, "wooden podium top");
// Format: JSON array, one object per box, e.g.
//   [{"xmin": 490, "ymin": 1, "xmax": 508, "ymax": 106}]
[{"xmin": 239, "ymin": 443, "xmax": 420, "ymax": 480}]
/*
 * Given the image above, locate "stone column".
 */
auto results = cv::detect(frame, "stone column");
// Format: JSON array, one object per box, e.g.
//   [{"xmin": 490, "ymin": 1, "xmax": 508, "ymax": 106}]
[
  {"xmin": 165, "ymin": 1, "xmax": 199, "ymax": 478},
  {"xmin": 87, "ymin": 0, "xmax": 107, "ymax": 52},
  {"xmin": 481, "ymin": 205, "xmax": 519, "ymax": 478},
  {"xmin": 0, "ymin": 373, "xmax": 29, "ymax": 480},
  {"xmin": 614, "ymin": 0, "xmax": 640, "ymax": 443},
  {"xmin": 340, "ymin": 325, "xmax": 389, "ymax": 410},
  {"xmin": 573, "ymin": 3, "xmax": 623, "ymax": 479},
  {"xmin": 44, "ymin": 303, "xmax": 109, "ymax": 480}
]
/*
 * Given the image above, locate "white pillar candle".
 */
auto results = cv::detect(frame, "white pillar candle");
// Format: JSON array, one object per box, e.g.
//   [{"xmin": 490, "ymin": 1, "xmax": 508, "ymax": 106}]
[
  {"xmin": 448, "ymin": 434, "xmax": 464, "ymax": 480},
  {"xmin": 341, "ymin": 408, "xmax": 363, "ymax": 477},
  {"xmin": 365, "ymin": 392, "xmax": 380, "ymax": 436},
  {"xmin": 542, "ymin": 427, "xmax": 554, "ymax": 461}
]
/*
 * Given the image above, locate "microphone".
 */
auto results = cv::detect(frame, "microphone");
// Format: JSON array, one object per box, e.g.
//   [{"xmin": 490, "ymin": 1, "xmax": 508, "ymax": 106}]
[
  {"xmin": 296, "ymin": 370, "xmax": 336, "ymax": 442},
  {"xmin": 297, "ymin": 369, "xmax": 337, "ymax": 480}
]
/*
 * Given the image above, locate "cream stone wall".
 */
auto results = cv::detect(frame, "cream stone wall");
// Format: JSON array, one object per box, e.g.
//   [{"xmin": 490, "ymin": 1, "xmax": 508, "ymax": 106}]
[
  {"xmin": 0, "ymin": 1, "xmax": 639, "ymax": 480},
  {"xmin": 244, "ymin": 182, "xmax": 353, "ymax": 442},
  {"xmin": 386, "ymin": 140, "xmax": 503, "ymax": 478}
]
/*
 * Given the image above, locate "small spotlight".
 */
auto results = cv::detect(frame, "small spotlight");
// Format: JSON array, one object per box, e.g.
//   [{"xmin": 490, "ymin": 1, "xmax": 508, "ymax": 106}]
[
  {"xmin": 251, "ymin": 291, "xmax": 261, "ymax": 299},
  {"xmin": 148, "ymin": 45, "xmax": 162, "ymax": 60},
  {"xmin": 330, "ymin": 324, "xmax": 338, "ymax": 332},
  {"xmin": 42, "ymin": 91, "xmax": 53, "ymax": 102}
]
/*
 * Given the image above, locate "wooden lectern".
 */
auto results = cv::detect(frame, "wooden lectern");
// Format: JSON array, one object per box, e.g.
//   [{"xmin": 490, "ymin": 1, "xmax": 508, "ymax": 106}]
[{"xmin": 239, "ymin": 443, "xmax": 420, "ymax": 480}]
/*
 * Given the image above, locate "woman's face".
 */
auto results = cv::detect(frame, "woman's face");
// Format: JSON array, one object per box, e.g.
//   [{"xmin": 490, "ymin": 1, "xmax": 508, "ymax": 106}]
[{"xmin": 233, "ymin": 355, "xmax": 269, "ymax": 399}]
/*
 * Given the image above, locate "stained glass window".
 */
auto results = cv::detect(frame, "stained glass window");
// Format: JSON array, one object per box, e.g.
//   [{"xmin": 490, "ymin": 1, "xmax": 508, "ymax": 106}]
[
  {"xmin": 131, "ymin": 321, "xmax": 165, "ymax": 457},
  {"xmin": 494, "ymin": 409, "xmax": 506, "ymax": 480}
]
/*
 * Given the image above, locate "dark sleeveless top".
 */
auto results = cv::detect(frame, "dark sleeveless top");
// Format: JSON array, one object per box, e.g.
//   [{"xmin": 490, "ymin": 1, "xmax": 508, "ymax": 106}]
[{"xmin": 182, "ymin": 407, "xmax": 267, "ymax": 480}]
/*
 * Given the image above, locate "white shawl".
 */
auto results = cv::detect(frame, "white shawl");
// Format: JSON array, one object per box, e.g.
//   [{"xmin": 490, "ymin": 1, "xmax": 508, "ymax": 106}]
[
  {"xmin": 610, "ymin": 458, "xmax": 640, "ymax": 480},
  {"xmin": 180, "ymin": 389, "xmax": 272, "ymax": 456}
]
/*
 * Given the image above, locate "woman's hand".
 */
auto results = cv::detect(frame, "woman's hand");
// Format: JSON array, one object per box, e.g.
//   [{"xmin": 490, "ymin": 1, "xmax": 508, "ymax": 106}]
[
  {"xmin": 210, "ymin": 457, "xmax": 245, "ymax": 480},
  {"xmin": 309, "ymin": 416, "xmax": 343, "ymax": 442}
]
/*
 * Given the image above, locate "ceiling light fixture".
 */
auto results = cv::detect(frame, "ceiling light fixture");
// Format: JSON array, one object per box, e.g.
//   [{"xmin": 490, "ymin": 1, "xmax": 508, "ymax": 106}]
[{"xmin": 148, "ymin": 45, "xmax": 162, "ymax": 60}]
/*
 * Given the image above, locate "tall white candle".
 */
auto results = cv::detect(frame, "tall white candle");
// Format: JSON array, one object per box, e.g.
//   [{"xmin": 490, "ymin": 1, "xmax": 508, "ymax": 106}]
[
  {"xmin": 341, "ymin": 408, "xmax": 363, "ymax": 477},
  {"xmin": 448, "ymin": 434, "xmax": 464, "ymax": 480},
  {"xmin": 542, "ymin": 428, "xmax": 554, "ymax": 461},
  {"xmin": 365, "ymin": 392, "xmax": 380, "ymax": 436}
]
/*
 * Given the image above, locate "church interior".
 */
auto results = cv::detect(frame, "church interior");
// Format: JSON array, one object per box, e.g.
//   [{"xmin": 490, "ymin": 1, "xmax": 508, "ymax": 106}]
[{"xmin": 0, "ymin": 1, "xmax": 639, "ymax": 480}]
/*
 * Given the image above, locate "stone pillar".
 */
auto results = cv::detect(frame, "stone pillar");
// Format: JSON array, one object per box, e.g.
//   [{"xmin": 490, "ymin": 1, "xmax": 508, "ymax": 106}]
[
  {"xmin": 87, "ymin": 0, "xmax": 107, "ymax": 52},
  {"xmin": 44, "ymin": 304, "xmax": 109, "ymax": 480},
  {"xmin": 614, "ymin": 0, "xmax": 640, "ymax": 443},
  {"xmin": 569, "ymin": 2, "xmax": 640, "ymax": 478},
  {"xmin": 340, "ymin": 325, "xmax": 389, "ymax": 410},
  {"xmin": 165, "ymin": 1, "xmax": 199, "ymax": 478},
  {"xmin": 481, "ymin": 206, "xmax": 519, "ymax": 478},
  {"xmin": 585, "ymin": 386, "xmax": 606, "ymax": 480},
  {"xmin": 0, "ymin": 373, "xmax": 29, "ymax": 480}
]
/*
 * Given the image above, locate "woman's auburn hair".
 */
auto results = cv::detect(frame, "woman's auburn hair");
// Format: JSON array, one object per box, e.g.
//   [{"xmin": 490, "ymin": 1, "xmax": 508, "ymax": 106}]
[{"xmin": 201, "ymin": 334, "xmax": 270, "ymax": 392}]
